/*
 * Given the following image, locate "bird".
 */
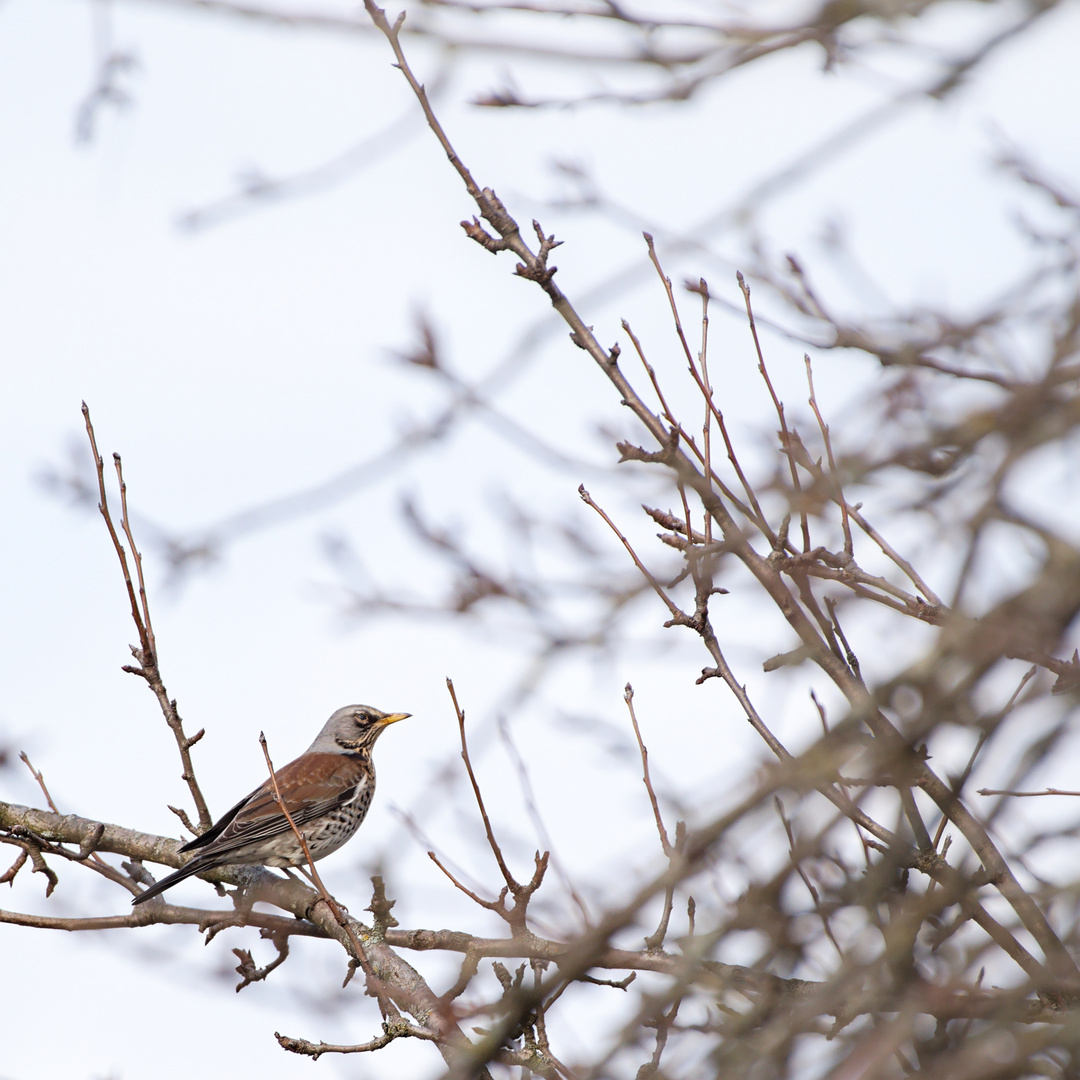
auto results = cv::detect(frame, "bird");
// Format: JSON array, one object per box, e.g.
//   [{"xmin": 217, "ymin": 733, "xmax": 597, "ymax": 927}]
[{"xmin": 132, "ymin": 704, "xmax": 410, "ymax": 905}]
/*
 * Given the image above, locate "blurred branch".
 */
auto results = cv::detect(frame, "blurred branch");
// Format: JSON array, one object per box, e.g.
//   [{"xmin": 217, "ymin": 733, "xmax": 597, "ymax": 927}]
[
  {"xmin": 113, "ymin": 0, "xmax": 1060, "ymax": 109},
  {"xmin": 177, "ymin": 71, "xmax": 445, "ymax": 230}
]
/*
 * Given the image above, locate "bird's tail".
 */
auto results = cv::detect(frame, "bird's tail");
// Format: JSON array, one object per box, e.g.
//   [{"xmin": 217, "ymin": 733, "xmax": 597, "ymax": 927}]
[{"xmin": 131, "ymin": 858, "xmax": 216, "ymax": 905}]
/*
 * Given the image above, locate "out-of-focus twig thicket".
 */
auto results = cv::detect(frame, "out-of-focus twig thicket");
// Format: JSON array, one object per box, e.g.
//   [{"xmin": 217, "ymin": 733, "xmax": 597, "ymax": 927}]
[{"xmin": 11, "ymin": 1, "xmax": 1080, "ymax": 1077}]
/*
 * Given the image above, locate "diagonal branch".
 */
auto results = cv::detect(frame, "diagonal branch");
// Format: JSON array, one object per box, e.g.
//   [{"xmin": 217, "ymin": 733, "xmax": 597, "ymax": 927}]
[{"xmin": 258, "ymin": 732, "xmax": 397, "ymax": 1018}]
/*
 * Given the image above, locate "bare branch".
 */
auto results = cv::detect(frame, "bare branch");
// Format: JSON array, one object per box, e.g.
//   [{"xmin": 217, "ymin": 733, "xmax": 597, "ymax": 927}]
[
  {"xmin": 276, "ymin": 1018, "xmax": 440, "ymax": 1059},
  {"xmin": 82, "ymin": 404, "xmax": 212, "ymax": 831}
]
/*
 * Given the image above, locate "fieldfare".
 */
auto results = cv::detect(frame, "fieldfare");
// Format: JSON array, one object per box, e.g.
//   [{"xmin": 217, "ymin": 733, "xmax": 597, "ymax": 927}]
[{"xmin": 132, "ymin": 704, "xmax": 409, "ymax": 905}]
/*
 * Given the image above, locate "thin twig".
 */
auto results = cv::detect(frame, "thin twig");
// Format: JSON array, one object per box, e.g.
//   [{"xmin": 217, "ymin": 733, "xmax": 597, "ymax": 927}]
[
  {"xmin": 81, "ymin": 403, "xmax": 212, "ymax": 831},
  {"xmin": 428, "ymin": 850, "xmax": 507, "ymax": 913},
  {"xmin": 623, "ymin": 685, "xmax": 671, "ymax": 855},
  {"xmin": 445, "ymin": 679, "xmax": 548, "ymax": 933},
  {"xmin": 578, "ymin": 486, "xmax": 684, "ymax": 622},
  {"xmin": 446, "ymin": 679, "xmax": 519, "ymax": 894},
  {"xmin": 19, "ymin": 753, "xmax": 60, "ymax": 815},
  {"xmin": 644, "ymin": 243, "xmax": 776, "ymax": 545},
  {"xmin": 258, "ymin": 732, "xmax": 397, "ymax": 1018},
  {"xmin": 774, "ymin": 796, "xmax": 843, "ymax": 959},
  {"xmin": 804, "ymin": 354, "xmax": 853, "ymax": 557},
  {"xmin": 977, "ymin": 788, "xmax": 1080, "ymax": 798},
  {"xmin": 846, "ymin": 504, "xmax": 944, "ymax": 608},
  {"xmin": 82, "ymin": 403, "xmax": 147, "ymax": 652},
  {"xmin": 619, "ymin": 321, "xmax": 761, "ymax": 527},
  {"xmin": 737, "ymin": 272, "xmax": 809, "ymax": 550},
  {"xmin": 20, "ymin": 753, "xmax": 120, "ymax": 877},
  {"xmin": 114, "ymin": 453, "xmax": 157, "ymax": 656},
  {"xmin": 497, "ymin": 716, "xmax": 590, "ymax": 925},
  {"xmin": 695, "ymin": 278, "xmax": 714, "ymax": 545}
]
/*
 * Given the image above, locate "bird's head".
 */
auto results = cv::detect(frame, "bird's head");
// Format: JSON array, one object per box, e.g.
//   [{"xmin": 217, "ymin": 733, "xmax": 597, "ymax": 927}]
[{"xmin": 316, "ymin": 704, "xmax": 411, "ymax": 753}]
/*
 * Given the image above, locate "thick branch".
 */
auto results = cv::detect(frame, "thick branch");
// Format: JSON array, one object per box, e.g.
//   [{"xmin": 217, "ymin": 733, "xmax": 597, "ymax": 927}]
[{"xmin": 0, "ymin": 799, "xmax": 472, "ymax": 1061}]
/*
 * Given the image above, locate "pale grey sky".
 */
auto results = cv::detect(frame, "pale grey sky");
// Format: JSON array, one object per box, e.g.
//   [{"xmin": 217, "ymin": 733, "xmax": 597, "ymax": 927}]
[{"xmin": 4, "ymin": 2, "xmax": 1080, "ymax": 1076}]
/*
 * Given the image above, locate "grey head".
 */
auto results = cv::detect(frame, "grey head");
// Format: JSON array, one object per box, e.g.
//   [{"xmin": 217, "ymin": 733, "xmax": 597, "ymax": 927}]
[{"xmin": 306, "ymin": 704, "xmax": 411, "ymax": 754}]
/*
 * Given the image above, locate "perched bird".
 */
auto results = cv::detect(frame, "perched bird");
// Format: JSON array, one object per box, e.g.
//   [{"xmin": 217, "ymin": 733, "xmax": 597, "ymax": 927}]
[{"xmin": 132, "ymin": 704, "xmax": 409, "ymax": 905}]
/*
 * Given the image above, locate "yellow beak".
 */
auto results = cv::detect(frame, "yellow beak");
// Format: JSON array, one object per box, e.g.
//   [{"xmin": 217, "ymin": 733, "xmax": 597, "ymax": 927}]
[{"xmin": 380, "ymin": 712, "xmax": 411, "ymax": 726}]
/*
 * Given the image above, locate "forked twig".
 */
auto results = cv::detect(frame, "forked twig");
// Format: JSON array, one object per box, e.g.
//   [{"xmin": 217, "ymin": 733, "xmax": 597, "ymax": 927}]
[
  {"xmin": 427, "ymin": 850, "xmax": 507, "ymax": 913},
  {"xmin": 620, "ymin": 319, "xmax": 761, "ymax": 528},
  {"xmin": 643, "ymin": 240, "xmax": 777, "ymax": 545},
  {"xmin": 81, "ymin": 403, "xmax": 212, "ymax": 832},
  {"xmin": 445, "ymin": 678, "xmax": 548, "ymax": 933},
  {"xmin": 114, "ymin": 452, "xmax": 157, "ymax": 656},
  {"xmin": 846, "ymin": 505, "xmax": 944, "ymax": 608},
  {"xmin": 497, "ymin": 716, "xmax": 590, "ymax": 925}
]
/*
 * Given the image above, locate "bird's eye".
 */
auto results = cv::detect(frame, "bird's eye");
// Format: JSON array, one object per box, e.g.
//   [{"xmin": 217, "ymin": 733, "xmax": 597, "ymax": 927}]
[{"xmin": 353, "ymin": 711, "xmax": 369, "ymax": 725}]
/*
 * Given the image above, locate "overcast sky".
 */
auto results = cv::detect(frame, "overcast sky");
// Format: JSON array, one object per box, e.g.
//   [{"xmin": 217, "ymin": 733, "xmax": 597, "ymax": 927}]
[{"xmin": 4, "ymin": 2, "xmax": 1080, "ymax": 1077}]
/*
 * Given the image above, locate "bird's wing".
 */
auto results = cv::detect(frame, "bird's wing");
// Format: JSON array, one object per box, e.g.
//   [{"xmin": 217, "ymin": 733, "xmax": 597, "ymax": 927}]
[
  {"xmin": 179, "ymin": 788, "xmax": 259, "ymax": 852},
  {"xmin": 185, "ymin": 753, "xmax": 371, "ymax": 857}
]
